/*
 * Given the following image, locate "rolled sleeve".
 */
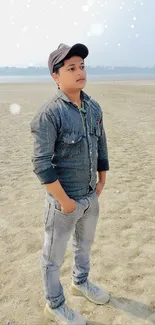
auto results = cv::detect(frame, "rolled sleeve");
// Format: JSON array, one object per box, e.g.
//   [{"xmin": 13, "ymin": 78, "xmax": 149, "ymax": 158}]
[
  {"xmin": 30, "ymin": 109, "xmax": 58, "ymax": 184},
  {"xmin": 97, "ymin": 110, "xmax": 109, "ymax": 172}
]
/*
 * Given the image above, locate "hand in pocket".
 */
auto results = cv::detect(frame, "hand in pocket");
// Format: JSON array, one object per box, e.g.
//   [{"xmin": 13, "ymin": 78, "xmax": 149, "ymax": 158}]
[{"xmin": 61, "ymin": 198, "xmax": 77, "ymax": 213}]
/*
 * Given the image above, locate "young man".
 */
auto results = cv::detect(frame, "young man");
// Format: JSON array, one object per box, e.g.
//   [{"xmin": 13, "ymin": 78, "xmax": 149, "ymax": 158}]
[{"xmin": 30, "ymin": 43, "xmax": 110, "ymax": 325}]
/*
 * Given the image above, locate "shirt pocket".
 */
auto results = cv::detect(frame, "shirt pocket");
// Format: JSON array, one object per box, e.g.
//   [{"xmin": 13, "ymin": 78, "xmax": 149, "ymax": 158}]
[
  {"xmin": 90, "ymin": 124, "xmax": 101, "ymax": 138},
  {"xmin": 94, "ymin": 125, "xmax": 101, "ymax": 137},
  {"xmin": 56, "ymin": 133, "xmax": 83, "ymax": 158}
]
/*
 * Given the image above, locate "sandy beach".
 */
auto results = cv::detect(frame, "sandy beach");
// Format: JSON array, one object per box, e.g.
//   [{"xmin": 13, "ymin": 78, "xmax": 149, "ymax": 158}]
[{"xmin": 0, "ymin": 80, "xmax": 155, "ymax": 325}]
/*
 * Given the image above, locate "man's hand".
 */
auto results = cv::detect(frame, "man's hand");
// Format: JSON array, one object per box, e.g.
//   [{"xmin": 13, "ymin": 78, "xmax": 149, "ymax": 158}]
[
  {"xmin": 96, "ymin": 171, "xmax": 106, "ymax": 196},
  {"xmin": 61, "ymin": 198, "xmax": 77, "ymax": 213},
  {"xmin": 45, "ymin": 181, "xmax": 77, "ymax": 214},
  {"xmin": 96, "ymin": 181, "xmax": 104, "ymax": 197}
]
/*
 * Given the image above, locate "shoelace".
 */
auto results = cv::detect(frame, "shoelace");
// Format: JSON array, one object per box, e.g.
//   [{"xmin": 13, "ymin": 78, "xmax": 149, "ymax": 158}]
[{"xmin": 59, "ymin": 304, "xmax": 75, "ymax": 321}]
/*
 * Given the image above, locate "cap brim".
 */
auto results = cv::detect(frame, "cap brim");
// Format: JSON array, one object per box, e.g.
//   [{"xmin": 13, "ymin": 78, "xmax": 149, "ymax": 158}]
[
  {"xmin": 65, "ymin": 43, "xmax": 89, "ymax": 60},
  {"xmin": 56, "ymin": 43, "xmax": 89, "ymax": 65}
]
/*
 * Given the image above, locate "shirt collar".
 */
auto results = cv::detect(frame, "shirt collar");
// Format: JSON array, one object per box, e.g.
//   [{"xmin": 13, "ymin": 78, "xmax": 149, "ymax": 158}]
[{"xmin": 56, "ymin": 88, "xmax": 91, "ymax": 105}]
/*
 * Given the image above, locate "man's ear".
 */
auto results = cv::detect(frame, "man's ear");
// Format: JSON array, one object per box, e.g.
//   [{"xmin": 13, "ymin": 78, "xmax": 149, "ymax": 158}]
[
  {"xmin": 52, "ymin": 72, "xmax": 60, "ymax": 88},
  {"xmin": 52, "ymin": 72, "xmax": 58, "ymax": 82}
]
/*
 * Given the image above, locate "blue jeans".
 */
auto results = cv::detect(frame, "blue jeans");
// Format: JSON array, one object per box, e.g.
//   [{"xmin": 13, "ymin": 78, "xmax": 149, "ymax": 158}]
[{"xmin": 41, "ymin": 191, "xmax": 99, "ymax": 309}]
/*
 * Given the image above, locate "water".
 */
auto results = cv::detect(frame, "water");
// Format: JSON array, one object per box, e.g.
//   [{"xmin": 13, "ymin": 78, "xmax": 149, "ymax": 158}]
[
  {"xmin": 0, "ymin": 74, "xmax": 155, "ymax": 83},
  {"xmin": 0, "ymin": 75, "xmax": 52, "ymax": 83}
]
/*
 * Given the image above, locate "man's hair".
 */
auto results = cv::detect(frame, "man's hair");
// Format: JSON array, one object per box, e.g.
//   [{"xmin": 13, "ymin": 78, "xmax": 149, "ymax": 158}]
[{"xmin": 53, "ymin": 60, "xmax": 64, "ymax": 74}]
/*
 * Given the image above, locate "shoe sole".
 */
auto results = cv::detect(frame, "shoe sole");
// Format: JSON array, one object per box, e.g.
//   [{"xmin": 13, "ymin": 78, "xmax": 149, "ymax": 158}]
[
  {"xmin": 71, "ymin": 285, "xmax": 110, "ymax": 305},
  {"xmin": 44, "ymin": 306, "xmax": 58, "ymax": 323}
]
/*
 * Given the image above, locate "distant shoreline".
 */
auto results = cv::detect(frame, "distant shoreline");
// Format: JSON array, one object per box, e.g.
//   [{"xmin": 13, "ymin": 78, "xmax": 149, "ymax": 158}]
[{"xmin": 0, "ymin": 73, "xmax": 155, "ymax": 84}]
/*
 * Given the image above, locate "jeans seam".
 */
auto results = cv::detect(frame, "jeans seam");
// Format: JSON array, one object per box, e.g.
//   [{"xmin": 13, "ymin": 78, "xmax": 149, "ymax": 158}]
[{"xmin": 47, "ymin": 208, "xmax": 56, "ymax": 261}]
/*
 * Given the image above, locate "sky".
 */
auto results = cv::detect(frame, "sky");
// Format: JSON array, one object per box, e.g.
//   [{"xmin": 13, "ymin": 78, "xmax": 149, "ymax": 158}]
[{"xmin": 0, "ymin": 0, "xmax": 155, "ymax": 67}]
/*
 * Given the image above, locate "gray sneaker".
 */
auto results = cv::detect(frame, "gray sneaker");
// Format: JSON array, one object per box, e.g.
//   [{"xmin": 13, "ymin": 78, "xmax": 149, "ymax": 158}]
[
  {"xmin": 44, "ymin": 302, "xmax": 87, "ymax": 325},
  {"xmin": 71, "ymin": 280, "xmax": 110, "ymax": 305}
]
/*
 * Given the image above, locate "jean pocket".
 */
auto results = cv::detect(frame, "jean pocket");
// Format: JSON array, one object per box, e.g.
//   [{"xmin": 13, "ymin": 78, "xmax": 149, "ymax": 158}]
[
  {"xmin": 55, "ymin": 201, "xmax": 79, "ymax": 217},
  {"xmin": 57, "ymin": 133, "xmax": 83, "ymax": 158}
]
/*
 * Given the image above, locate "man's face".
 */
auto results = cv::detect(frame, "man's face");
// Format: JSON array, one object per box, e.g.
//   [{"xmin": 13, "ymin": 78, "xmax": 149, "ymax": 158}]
[{"xmin": 53, "ymin": 56, "xmax": 87, "ymax": 91}]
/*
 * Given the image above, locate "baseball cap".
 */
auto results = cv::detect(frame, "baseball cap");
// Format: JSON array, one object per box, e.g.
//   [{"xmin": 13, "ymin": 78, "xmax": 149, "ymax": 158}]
[{"xmin": 48, "ymin": 43, "xmax": 89, "ymax": 75}]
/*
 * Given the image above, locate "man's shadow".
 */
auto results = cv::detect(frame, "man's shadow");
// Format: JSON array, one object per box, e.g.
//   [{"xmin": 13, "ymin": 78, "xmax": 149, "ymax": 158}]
[{"xmin": 87, "ymin": 295, "xmax": 155, "ymax": 325}]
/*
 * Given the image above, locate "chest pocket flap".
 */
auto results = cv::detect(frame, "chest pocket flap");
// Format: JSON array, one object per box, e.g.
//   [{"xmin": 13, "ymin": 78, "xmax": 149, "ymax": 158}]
[{"xmin": 56, "ymin": 133, "xmax": 83, "ymax": 158}]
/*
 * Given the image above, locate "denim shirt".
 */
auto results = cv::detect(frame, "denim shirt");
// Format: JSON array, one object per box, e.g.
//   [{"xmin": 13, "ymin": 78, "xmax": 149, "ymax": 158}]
[{"xmin": 30, "ymin": 89, "xmax": 109, "ymax": 199}]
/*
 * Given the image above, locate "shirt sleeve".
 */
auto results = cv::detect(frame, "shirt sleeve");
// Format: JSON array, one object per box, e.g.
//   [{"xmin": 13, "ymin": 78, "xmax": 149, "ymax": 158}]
[
  {"xmin": 30, "ymin": 109, "xmax": 58, "ymax": 184},
  {"xmin": 97, "ymin": 109, "xmax": 110, "ymax": 172}
]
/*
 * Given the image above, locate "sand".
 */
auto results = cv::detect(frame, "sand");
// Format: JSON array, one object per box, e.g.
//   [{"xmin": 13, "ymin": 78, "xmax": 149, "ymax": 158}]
[{"xmin": 0, "ymin": 80, "xmax": 155, "ymax": 325}]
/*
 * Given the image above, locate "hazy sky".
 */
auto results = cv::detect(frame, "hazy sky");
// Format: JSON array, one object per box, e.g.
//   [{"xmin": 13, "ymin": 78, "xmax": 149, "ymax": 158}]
[{"xmin": 0, "ymin": 0, "xmax": 155, "ymax": 67}]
